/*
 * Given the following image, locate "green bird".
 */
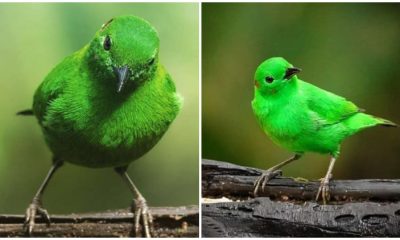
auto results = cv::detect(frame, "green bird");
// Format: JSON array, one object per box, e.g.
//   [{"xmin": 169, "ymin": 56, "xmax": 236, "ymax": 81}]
[
  {"xmin": 18, "ymin": 15, "xmax": 182, "ymax": 237},
  {"xmin": 252, "ymin": 57, "xmax": 396, "ymax": 203}
]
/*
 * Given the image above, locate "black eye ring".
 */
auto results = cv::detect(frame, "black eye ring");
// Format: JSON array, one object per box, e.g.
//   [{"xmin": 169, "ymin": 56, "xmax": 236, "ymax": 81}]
[
  {"xmin": 265, "ymin": 76, "xmax": 274, "ymax": 83},
  {"xmin": 103, "ymin": 35, "xmax": 111, "ymax": 51}
]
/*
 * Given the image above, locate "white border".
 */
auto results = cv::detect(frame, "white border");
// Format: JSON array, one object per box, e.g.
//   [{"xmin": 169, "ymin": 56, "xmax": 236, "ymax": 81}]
[{"xmin": 198, "ymin": 1, "xmax": 203, "ymax": 238}]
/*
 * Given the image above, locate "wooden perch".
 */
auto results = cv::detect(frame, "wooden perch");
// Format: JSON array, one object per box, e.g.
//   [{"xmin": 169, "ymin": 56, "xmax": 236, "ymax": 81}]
[
  {"xmin": 203, "ymin": 159, "xmax": 400, "ymax": 201},
  {"xmin": 0, "ymin": 206, "xmax": 198, "ymax": 237},
  {"xmin": 202, "ymin": 159, "xmax": 400, "ymax": 237}
]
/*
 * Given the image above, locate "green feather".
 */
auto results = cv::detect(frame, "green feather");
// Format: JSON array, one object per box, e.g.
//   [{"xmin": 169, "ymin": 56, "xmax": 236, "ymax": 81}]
[
  {"xmin": 252, "ymin": 57, "xmax": 395, "ymax": 157},
  {"xmin": 31, "ymin": 15, "xmax": 182, "ymax": 168}
]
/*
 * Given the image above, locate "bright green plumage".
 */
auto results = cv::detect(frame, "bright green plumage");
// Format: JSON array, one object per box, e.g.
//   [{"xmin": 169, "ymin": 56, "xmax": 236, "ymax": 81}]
[
  {"xmin": 252, "ymin": 57, "xmax": 395, "ymax": 157},
  {"xmin": 251, "ymin": 57, "xmax": 396, "ymax": 202},
  {"xmin": 22, "ymin": 15, "xmax": 181, "ymax": 236},
  {"xmin": 33, "ymin": 15, "xmax": 182, "ymax": 168}
]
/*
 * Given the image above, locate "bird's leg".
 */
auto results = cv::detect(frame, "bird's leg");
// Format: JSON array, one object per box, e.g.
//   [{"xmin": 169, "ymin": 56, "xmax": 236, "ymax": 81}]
[
  {"xmin": 115, "ymin": 166, "xmax": 154, "ymax": 238},
  {"xmin": 254, "ymin": 153, "xmax": 302, "ymax": 196},
  {"xmin": 316, "ymin": 156, "xmax": 337, "ymax": 204},
  {"xmin": 24, "ymin": 159, "xmax": 63, "ymax": 235}
]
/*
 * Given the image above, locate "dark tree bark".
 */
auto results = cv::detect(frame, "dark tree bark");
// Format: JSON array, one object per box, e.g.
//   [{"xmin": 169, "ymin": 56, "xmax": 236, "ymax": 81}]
[
  {"xmin": 202, "ymin": 159, "xmax": 400, "ymax": 237},
  {"xmin": 203, "ymin": 159, "xmax": 400, "ymax": 201},
  {"xmin": 0, "ymin": 206, "xmax": 198, "ymax": 237}
]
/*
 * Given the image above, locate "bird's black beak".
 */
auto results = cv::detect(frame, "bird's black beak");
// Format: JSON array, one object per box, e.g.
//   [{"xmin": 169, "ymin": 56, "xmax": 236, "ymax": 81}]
[
  {"xmin": 113, "ymin": 65, "xmax": 130, "ymax": 93},
  {"xmin": 284, "ymin": 67, "xmax": 302, "ymax": 80}
]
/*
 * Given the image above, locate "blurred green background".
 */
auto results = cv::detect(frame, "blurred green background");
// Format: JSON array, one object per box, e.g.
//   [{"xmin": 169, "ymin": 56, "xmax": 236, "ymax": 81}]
[
  {"xmin": 0, "ymin": 3, "xmax": 199, "ymax": 214},
  {"xmin": 203, "ymin": 3, "xmax": 400, "ymax": 179}
]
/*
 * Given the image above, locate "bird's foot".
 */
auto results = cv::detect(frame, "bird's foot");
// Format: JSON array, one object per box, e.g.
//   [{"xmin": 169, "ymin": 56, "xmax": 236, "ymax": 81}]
[
  {"xmin": 315, "ymin": 175, "xmax": 332, "ymax": 204},
  {"xmin": 23, "ymin": 198, "xmax": 51, "ymax": 235},
  {"xmin": 253, "ymin": 169, "xmax": 282, "ymax": 196},
  {"xmin": 132, "ymin": 196, "xmax": 154, "ymax": 238}
]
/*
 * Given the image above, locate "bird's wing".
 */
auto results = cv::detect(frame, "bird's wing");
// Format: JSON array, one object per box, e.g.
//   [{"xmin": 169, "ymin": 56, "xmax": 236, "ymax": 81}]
[
  {"xmin": 33, "ymin": 76, "xmax": 65, "ymax": 125},
  {"xmin": 33, "ymin": 52, "xmax": 82, "ymax": 125},
  {"xmin": 299, "ymin": 80, "xmax": 363, "ymax": 126},
  {"xmin": 32, "ymin": 60, "xmax": 71, "ymax": 125}
]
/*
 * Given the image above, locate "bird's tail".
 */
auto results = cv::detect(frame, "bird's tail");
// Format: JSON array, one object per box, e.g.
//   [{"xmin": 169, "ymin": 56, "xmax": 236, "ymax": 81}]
[
  {"xmin": 16, "ymin": 109, "xmax": 34, "ymax": 116},
  {"xmin": 344, "ymin": 113, "xmax": 397, "ymax": 135},
  {"xmin": 375, "ymin": 117, "xmax": 398, "ymax": 127}
]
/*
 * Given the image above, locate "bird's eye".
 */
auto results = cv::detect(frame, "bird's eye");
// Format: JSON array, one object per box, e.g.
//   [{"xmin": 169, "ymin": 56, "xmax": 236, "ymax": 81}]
[
  {"xmin": 147, "ymin": 58, "xmax": 155, "ymax": 66},
  {"xmin": 265, "ymin": 76, "xmax": 274, "ymax": 83},
  {"xmin": 103, "ymin": 36, "xmax": 111, "ymax": 51}
]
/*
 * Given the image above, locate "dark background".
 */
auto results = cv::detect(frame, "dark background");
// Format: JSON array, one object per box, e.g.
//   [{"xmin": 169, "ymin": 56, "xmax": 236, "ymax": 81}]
[{"xmin": 202, "ymin": 3, "xmax": 400, "ymax": 179}]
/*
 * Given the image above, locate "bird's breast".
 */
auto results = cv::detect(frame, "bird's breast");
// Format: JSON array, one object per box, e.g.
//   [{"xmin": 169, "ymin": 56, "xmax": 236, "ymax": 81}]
[
  {"xmin": 253, "ymin": 97, "xmax": 310, "ymax": 144},
  {"xmin": 90, "ymin": 91, "xmax": 179, "ymax": 149}
]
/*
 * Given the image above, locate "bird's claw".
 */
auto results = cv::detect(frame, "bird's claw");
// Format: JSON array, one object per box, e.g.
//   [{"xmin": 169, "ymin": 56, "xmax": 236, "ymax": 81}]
[
  {"xmin": 23, "ymin": 198, "xmax": 51, "ymax": 235},
  {"xmin": 253, "ymin": 169, "xmax": 282, "ymax": 196},
  {"xmin": 316, "ymin": 177, "xmax": 331, "ymax": 204},
  {"xmin": 132, "ymin": 197, "xmax": 154, "ymax": 238}
]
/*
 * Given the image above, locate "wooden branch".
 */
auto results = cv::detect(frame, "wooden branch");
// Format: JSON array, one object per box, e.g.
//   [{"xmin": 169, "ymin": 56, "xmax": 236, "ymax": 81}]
[
  {"xmin": 0, "ymin": 206, "xmax": 198, "ymax": 237},
  {"xmin": 203, "ymin": 159, "xmax": 400, "ymax": 201},
  {"xmin": 202, "ymin": 159, "xmax": 400, "ymax": 237}
]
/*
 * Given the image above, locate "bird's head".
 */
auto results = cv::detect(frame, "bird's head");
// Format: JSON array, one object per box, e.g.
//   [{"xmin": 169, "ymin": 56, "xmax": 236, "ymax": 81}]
[
  {"xmin": 254, "ymin": 57, "xmax": 301, "ymax": 96},
  {"xmin": 88, "ymin": 15, "xmax": 159, "ymax": 93}
]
